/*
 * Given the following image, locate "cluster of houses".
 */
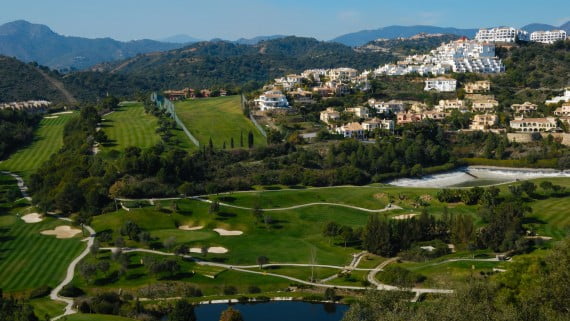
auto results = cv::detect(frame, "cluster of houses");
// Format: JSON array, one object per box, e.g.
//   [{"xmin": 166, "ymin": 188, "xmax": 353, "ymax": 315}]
[
  {"xmin": 163, "ymin": 88, "xmax": 228, "ymax": 101},
  {"xmin": 475, "ymin": 26, "xmax": 567, "ymax": 44},
  {"xmin": 0, "ymin": 100, "xmax": 52, "ymax": 111},
  {"xmin": 319, "ymin": 106, "xmax": 394, "ymax": 139}
]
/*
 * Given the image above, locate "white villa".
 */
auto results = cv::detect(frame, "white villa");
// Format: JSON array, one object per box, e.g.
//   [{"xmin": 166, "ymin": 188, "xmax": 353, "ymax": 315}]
[
  {"xmin": 471, "ymin": 114, "xmax": 498, "ymax": 131},
  {"xmin": 554, "ymin": 104, "xmax": 570, "ymax": 116},
  {"xmin": 255, "ymin": 90, "xmax": 290, "ymax": 111},
  {"xmin": 369, "ymin": 99, "xmax": 405, "ymax": 114},
  {"xmin": 0, "ymin": 100, "xmax": 52, "ymax": 110},
  {"xmin": 546, "ymin": 89, "xmax": 570, "ymax": 105},
  {"xmin": 320, "ymin": 108, "xmax": 340, "ymax": 124},
  {"xmin": 424, "ymin": 78, "xmax": 457, "ymax": 92},
  {"xmin": 511, "ymin": 102, "xmax": 538, "ymax": 114},
  {"xmin": 530, "ymin": 30, "xmax": 567, "ymax": 44},
  {"xmin": 362, "ymin": 118, "xmax": 394, "ymax": 131},
  {"xmin": 335, "ymin": 122, "xmax": 365, "ymax": 139},
  {"xmin": 472, "ymin": 98, "xmax": 499, "ymax": 112},
  {"xmin": 475, "ymin": 27, "xmax": 529, "ymax": 43},
  {"xmin": 510, "ymin": 116, "xmax": 557, "ymax": 132}
]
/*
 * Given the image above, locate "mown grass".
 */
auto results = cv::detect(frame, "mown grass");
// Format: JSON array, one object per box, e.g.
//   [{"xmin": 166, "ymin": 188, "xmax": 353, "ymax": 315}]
[
  {"xmin": 0, "ymin": 113, "xmax": 76, "ymax": 179},
  {"xmin": 62, "ymin": 314, "xmax": 136, "ymax": 321},
  {"xmin": 29, "ymin": 298, "xmax": 65, "ymax": 319},
  {"xmin": 0, "ymin": 174, "xmax": 85, "ymax": 294},
  {"xmin": 101, "ymin": 102, "xmax": 161, "ymax": 151},
  {"xmin": 175, "ymin": 96, "xmax": 266, "ymax": 149}
]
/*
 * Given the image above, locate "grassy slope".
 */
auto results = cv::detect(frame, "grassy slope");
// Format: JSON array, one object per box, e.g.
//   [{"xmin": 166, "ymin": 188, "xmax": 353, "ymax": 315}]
[
  {"xmin": 0, "ymin": 113, "xmax": 75, "ymax": 179},
  {"xmin": 101, "ymin": 102, "xmax": 161, "ymax": 151},
  {"xmin": 0, "ymin": 174, "xmax": 85, "ymax": 293},
  {"xmin": 175, "ymin": 96, "xmax": 266, "ymax": 148}
]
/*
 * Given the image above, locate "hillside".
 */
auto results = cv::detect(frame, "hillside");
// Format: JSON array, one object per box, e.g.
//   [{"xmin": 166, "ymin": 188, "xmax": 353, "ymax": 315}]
[
  {"xmin": 0, "ymin": 20, "xmax": 183, "ymax": 70},
  {"xmin": 332, "ymin": 25, "xmax": 478, "ymax": 47},
  {"xmin": 95, "ymin": 36, "xmax": 396, "ymax": 90},
  {"xmin": 356, "ymin": 33, "xmax": 461, "ymax": 56},
  {"xmin": 0, "ymin": 56, "xmax": 72, "ymax": 103}
]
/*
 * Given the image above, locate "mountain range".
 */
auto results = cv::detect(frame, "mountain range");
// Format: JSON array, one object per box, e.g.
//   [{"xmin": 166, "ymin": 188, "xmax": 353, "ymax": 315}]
[{"xmin": 0, "ymin": 20, "xmax": 185, "ymax": 70}]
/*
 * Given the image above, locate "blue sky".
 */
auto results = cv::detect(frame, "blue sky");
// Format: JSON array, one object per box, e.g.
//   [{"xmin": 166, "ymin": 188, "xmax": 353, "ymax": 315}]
[{"xmin": 1, "ymin": 0, "xmax": 569, "ymax": 41}]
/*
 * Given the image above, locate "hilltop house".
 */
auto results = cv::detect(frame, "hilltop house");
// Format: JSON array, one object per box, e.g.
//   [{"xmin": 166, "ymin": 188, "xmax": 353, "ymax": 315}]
[
  {"xmin": 362, "ymin": 118, "xmax": 394, "ymax": 131},
  {"xmin": 397, "ymin": 111, "xmax": 449, "ymax": 124},
  {"xmin": 255, "ymin": 90, "xmax": 290, "ymax": 111},
  {"xmin": 437, "ymin": 99, "xmax": 467, "ymax": 112},
  {"xmin": 335, "ymin": 122, "xmax": 365, "ymax": 139},
  {"xmin": 369, "ymin": 99, "xmax": 405, "ymax": 114},
  {"xmin": 345, "ymin": 107, "xmax": 369, "ymax": 119},
  {"xmin": 424, "ymin": 78, "xmax": 457, "ymax": 92},
  {"xmin": 164, "ymin": 88, "xmax": 195, "ymax": 100}
]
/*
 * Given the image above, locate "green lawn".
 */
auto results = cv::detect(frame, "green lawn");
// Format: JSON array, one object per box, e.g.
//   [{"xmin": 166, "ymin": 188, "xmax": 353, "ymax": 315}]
[
  {"xmin": 0, "ymin": 174, "xmax": 85, "ymax": 293},
  {"xmin": 101, "ymin": 102, "xmax": 161, "ymax": 151},
  {"xmin": 175, "ymin": 96, "xmax": 266, "ymax": 148},
  {"xmin": 0, "ymin": 113, "xmax": 76, "ymax": 179},
  {"xmin": 62, "ymin": 314, "xmax": 136, "ymax": 321}
]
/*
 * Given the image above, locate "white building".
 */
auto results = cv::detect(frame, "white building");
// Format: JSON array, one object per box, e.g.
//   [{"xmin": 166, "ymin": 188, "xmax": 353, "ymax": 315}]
[
  {"xmin": 374, "ymin": 39, "xmax": 504, "ymax": 76},
  {"xmin": 0, "ymin": 100, "xmax": 52, "ymax": 110},
  {"xmin": 301, "ymin": 69, "xmax": 327, "ymax": 81},
  {"xmin": 546, "ymin": 89, "xmax": 570, "ymax": 105},
  {"xmin": 465, "ymin": 81, "xmax": 491, "ymax": 93},
  {"xmin": 510, "ymin": 116, "xmax": 557, "ymax": 132},
  {"xmin": 424, "ymin": 78, "xmax": 457, "ymax": 92},
  {"xmin": 335, "ymin": 122, "xmax": 365, "ymax": 139},
  {"xmin": 472, "ymin": 98, "xmax": 499, "ymax": 112},
  {"xmin": 362, "ymin": 118, "xmax": 394, "ymax": 131},
  {"xmin": 255, "ymin": 90, "xmax": 290, "ymax": 111},
  {"xmin": 369, "ymin": 99, "xmax": 405, "ymax": 114},
  {"xmin": 475, "ymin": 27, "xmax": 529, "ymax": 43},
  {"xmin": 511, "ymin": 102, "xmax": 538, "ymax": 114},
  {"xmin": 530, "ymin": 30, "xmax": 567, "ymax": 44},
  {"xmin": 320, "ymin": 107, "xmax": 340, "ymax": 124}
]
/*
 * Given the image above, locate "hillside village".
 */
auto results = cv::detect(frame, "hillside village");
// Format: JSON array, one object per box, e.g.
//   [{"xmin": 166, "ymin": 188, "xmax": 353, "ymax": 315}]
[{"xmin": 245, "ymin": 27, "xmax": 570, "ymax": 146}]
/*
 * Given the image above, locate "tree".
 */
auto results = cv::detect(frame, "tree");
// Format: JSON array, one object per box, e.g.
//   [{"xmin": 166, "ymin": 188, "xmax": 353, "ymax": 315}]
[
  {"xmin": 175, "ymin": 244, "xmax": 189, "ymax": 256},
  {"xmin": 340, "ymin": 226, "xmax": 354, "ymax": 247},
  {"xmin": 209, "ymin": 200, "xmax": 220, "ymax": 214},
  {"xmin": 120, "ymin": 220, "xmax": 141, "ymax": 240},
  {"xmin": 115, "ymin": 237, "xmax": 125, "ymax": 248},
  {"xmin": 90, "ymin": 239, "xmax": 100, "ymax": 257},
  {"xmin": 219, "ymin": 307, "xmax": 244, "ymax": 321},
  {"xmin": 209, "ymin": 137, "xmax": 214, "ymax": 151},
  {"xmin": 247, "ymin": 130, "xmax": 254, "ymax": 148},
  {"xmin": 324, "ymin": 288, "xmax": 337, "ymax": 302},
  {"xmin": 240, "ymin": 131, "xmax": 244, "ymax": 147},
  {"xmin": 323, "ymin": 221, "xmax": 341, "ymax": 244},
  {"xmin": 256, "ymin": 255, "xmax": 269, "ymax": 269},
  {"xmin": 520, "ymin": 181, "xmax": 536, "ymax": 197},
  {"xmin": 169, "ymin": 299, "xmax": 196, "ymax": 321},
  {"xmin": 79, "ymin": 263, "xmax": 98, "ymax": 284},
  {"xmin": 230, "ymin": 137, "xmax": 235, "ymax": 149}
]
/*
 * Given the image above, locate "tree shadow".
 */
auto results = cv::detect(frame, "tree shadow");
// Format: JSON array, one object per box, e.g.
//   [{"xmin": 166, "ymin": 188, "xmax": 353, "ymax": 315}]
[{"xmin": 218, "ymin": 196, "xmax": 236, "ymax": 203}]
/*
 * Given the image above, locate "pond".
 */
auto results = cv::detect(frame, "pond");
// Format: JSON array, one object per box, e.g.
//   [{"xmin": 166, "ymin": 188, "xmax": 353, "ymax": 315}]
[
  {"xmin": 194, "ymin": 301, "xmax": 349, "ymax": 321},
  {"xmin": 388, "ymin": 166, "xmax": 570, "ymax": 188}
]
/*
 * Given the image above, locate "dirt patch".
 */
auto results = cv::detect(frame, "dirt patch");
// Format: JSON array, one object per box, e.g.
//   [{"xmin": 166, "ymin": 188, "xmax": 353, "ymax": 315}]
[
  {"xmin": 420, "ymin": 194, "xmax": 433, "ymax": 202},
  {"xmin": 373, "ymin": 193, "xmax": 388, "ymax": 200},
  {"xmin": 44, "ymin": 116, "xmax": 59, "ymax": 119},
  {"xmin": 214, "ymin": 228, "xmax": 243, "ymax": 236},
  {"xmin": 21, "ymin": 213, "xmax": 43, "ymax": 223},
  {"xmin": 179, "ymin": 225, "xmax": 204, "ymax": 231},
  {"xmin": 41, "ymin": 226, "xmax": 82, "ymax": 239},
  {"xmin": 190, "ymin": 247, "xmax": 229, "ymax": 254},
  {"xmin": 525, "ymin": 236, "xmax": 553, "ymax": 241},
  {"xmin": 392, "ymin": 214, "xmax": 418, "ymax": 220}
]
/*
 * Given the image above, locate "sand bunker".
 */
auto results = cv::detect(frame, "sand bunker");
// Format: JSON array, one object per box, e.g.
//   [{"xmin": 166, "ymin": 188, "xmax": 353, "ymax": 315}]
[
  {"xmin": 190, "ymin": 247, "xmax": 229, "ymax": 254},
  {"xmin": 21, "ymin": 213, "xmax": 43, "ymax": 223},
  {"xmin": 525, "ymin": 235, "xmax": 553, "ymax": 241},
  {"xmin": 179, "ymin": 225, "xmax": 204, "ymax": 231},
  {"xmin": 52, "ymin": 111, "xmax": 73, "ymax": 115},
  {"xmin": 392, "ymin": 214, "xmax": 418, "ymax": 220},
  {"xmin": 41, "ymin": 226, "xmax": 82, "ymax": 239},
  {"xmin": 44, "ymin": 116, "xmax": 59, "ymax": 119},
  {"xmin": 214, "ymin": 228, "xmax": 243, "ymax": 236}
]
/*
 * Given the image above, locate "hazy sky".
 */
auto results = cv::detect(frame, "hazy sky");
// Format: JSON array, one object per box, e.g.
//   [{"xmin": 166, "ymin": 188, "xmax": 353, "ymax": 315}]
[{"xmin": 1, "ymin": 0, "xmax": 569, "ymax": 41}]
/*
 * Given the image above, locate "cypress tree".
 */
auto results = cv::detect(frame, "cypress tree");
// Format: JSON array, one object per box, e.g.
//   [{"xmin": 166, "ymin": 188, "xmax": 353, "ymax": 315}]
[{"xmin": 248, "ymin": 130, "xmax": 254, "ymax": 148}]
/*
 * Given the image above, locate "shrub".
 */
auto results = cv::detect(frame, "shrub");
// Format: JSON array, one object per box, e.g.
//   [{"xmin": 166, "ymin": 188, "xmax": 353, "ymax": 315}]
[
  {"xmin": 60, "ymin": 284, "xmax": 85, "ymax": 297},
  {"xmin": 223, "ymin": 285, "xmax": 238, "ymax": 295},
  {"xmin": 29, "ymin": 285, "xmax": 52, "ymax": 299},
  {"xmin": 247, "ymin": 285, "xmax": 261, "ymax": 294}
]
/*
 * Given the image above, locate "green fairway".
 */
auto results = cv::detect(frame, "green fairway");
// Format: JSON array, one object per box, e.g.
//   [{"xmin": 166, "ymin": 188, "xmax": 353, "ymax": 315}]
[
  {"xmin": 0, "ymin": 174, "xmax": 85, "ymax": 293},
  {"xmin": 175, "ymin": 96, "xmax": 266, "ymax": 148},
  {"xmin": 101, "ymin": 102, "xmax": 161, "ymax": 151},
  {"xmin": 0, "ymin": 112, "xmax": 75, "ymax": 179}
]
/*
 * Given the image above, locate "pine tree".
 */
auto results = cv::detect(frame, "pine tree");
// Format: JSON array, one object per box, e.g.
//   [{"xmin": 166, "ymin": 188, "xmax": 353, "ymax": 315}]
[
  {"xmin": 248, "ymin": 130, "xmax": 254, "ymax": 148},
  {"xmin": 240, "ymin": 131, "xmax": 244, "ymax": 147},
  {"xmin": 230, "ymin": 137, "xmax": 234, "ymax": 148}
]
